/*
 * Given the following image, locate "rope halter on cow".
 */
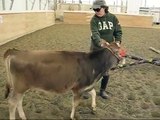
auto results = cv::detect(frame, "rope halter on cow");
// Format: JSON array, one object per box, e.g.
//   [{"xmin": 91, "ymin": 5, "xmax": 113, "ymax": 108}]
[{"xmin": 102, "ymin": 42, "xmax": 126, "ymax": 62}]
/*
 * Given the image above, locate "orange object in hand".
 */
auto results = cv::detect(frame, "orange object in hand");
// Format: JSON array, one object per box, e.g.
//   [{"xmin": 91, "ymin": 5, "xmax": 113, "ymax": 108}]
[{"xmin": 119, "ymin": 48, "xmax": 126, "ymax": 57}]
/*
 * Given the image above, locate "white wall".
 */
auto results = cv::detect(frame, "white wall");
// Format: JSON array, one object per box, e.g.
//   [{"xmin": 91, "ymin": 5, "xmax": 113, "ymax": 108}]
[
  {"xmin": 12, "ymin": 0, "xmax": 26, "ymax": 11},
  {"xmin": 127, "ymin": 0, "xmax": 142, "ymax": 14}
]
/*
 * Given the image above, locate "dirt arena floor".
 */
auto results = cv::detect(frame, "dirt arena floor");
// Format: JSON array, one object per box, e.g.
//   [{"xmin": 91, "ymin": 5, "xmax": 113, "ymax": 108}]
[{"xmin": 0, "ymin": 24, "xmax": 160, "ymax": 119}]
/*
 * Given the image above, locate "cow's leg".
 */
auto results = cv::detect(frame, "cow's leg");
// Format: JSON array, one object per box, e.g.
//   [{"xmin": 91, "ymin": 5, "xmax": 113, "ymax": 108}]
[
  {"xmin": 17, "ymin": 94, "xmax": 26, "ymax": 120},
  {"xmin": 70, "ymin": 92, "xmax": 80, "ymax": 119},
  {"xmin": 8, "ymin": 98, "xmax": 17, "ymax": 120},
  {"xmin": 88, "ymin": 88, "xmax": 96, "ymax": 112},
  {"xmin": 8, "ymin": 91, "xmax": 26, "ymax": 120},
  {"xmin": 8, "ymin": 92, "xmax": 20, "ymax": 119}
]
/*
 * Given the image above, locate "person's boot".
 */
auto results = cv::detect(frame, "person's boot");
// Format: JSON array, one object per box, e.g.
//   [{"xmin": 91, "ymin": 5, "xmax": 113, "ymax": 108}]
[
  {"xmin": 99, "ymin": 75, "xmax": 109, "ymax": 99},
  {"xmin": 100, "ymin": 89, "xmax": 108, "ymax": 99}
]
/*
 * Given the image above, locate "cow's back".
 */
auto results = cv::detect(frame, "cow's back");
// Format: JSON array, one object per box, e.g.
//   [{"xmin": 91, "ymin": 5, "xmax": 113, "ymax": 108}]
[{"xmin": 4, "ymin": 49, "xmax": 92, "ymax": 93}]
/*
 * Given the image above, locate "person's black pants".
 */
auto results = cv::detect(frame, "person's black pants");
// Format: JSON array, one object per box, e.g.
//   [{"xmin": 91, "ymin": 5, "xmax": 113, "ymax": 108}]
[{"xmin": 100, "ymin": 75, "xmax": 109, "ymax": 90}]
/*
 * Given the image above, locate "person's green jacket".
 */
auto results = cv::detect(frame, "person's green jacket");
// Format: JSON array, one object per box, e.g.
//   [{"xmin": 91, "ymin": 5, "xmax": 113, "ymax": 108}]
[{"xmin": 90, "ymin": 12, "xmax": 122, "ymax": 50}]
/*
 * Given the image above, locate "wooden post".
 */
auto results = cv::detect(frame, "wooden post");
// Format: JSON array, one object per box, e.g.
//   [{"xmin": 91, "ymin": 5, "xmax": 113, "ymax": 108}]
[
  {"xmin": 31, "ymin": 0, "xmax": 36, "ymax": 10},
  {"xmin": 149, "ymin": 47, "xmax": 160, "ymax": 54},
  {"xmin": 39, "ymin": 0, "xmax": 42, "ymax": 10},
  {"xmin": 54, "ymin": 0, "xmax": 57, "ymax": 10},
  {"xmin": 26, "ymin": 0, "xmax": 28, "ymax": 10},
  {"xmin": 9, "ymin": 0, "xmax": 14, "ymax": 10},
  {"xmin": 2, "ymin": 0, "xmax": 6, "ymax": 10}
]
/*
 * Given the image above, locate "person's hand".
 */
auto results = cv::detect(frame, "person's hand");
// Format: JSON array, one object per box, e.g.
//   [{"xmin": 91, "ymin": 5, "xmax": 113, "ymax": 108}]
[
  {"xmin": 99, "ymin": 40, "xmax": 109, "ymax": 47},
  {"xmin": 116, "ymin": 41, "xmax": 121, "ymax": 47}
]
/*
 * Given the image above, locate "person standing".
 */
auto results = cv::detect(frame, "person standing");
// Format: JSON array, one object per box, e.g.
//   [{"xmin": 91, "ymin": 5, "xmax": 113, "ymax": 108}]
[{"xmin": 90, "ymin": 0, "xmax": 122, "ymax": 99}]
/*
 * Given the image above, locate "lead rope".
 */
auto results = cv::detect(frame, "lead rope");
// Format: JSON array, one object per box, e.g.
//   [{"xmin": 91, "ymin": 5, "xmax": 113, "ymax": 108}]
[{"xmin": 105, "ymin": 46, "xmax": 122, "ymax": 62}]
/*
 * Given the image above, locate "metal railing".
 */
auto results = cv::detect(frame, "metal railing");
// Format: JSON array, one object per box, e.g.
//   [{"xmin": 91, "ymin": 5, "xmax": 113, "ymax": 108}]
[{"xmin": 0, "ymin": 0, "xmax": 55, "ymax": 11}]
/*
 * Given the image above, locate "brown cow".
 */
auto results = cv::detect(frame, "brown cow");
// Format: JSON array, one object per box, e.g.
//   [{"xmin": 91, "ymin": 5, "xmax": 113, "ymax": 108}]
[{"xmin": 4, "ymin": 42, "xmax": 122, "ymax": 120}]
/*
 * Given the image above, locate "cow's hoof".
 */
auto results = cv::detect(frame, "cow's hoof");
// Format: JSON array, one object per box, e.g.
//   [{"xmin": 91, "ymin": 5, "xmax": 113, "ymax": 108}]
[
  {"xmin": 91, "ymin": 108, "xmax": 97, "ymax": 115},
  {"xmin": 70, "ymin": 117, "xmax": 75, "ymax": 120},
  {"xmin": 70, "ymin": 116, "xmax": 78, "ymax": 120}
]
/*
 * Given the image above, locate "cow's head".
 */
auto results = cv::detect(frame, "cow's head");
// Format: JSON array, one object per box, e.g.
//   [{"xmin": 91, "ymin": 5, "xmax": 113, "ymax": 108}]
[
  {"xmin": 103, "ymin": 42, "xmax": 126, "ymax": 61},
  {"xmin": 99, "ymin": 42, "xmax": 126, "ymax": 71}
]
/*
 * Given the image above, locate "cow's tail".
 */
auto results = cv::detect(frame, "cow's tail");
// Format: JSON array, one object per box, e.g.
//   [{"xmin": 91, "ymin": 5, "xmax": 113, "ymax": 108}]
[
  {"xmin": 4, "ymin": 49, "xmax": 15, "ymax": 99},
  {"xmin": 4, "ymin": 55, "xmax": 13, "ymax": 99}
]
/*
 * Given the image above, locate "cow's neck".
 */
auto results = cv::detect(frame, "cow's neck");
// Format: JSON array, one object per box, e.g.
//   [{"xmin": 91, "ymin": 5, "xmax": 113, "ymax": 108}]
[{"xmin": 89, "ymin": 49, "xmax": 112, "ymax": 79}]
